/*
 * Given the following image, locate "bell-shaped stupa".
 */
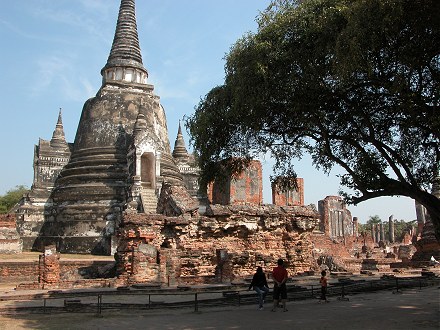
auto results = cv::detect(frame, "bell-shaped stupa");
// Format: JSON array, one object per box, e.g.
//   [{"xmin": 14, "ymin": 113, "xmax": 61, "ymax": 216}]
[{"xmin": 38, "ymin": 0, "xmax": 181, "ymax": 254}]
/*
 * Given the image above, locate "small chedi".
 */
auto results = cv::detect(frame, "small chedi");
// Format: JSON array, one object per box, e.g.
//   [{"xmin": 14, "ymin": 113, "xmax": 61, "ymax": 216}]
[{"xmin": 3, "ymin": 0, "xmax": 436, "ymax": 289}]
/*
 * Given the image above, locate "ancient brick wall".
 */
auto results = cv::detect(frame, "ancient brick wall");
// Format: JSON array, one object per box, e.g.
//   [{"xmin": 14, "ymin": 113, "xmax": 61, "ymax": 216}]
[
  {"xmin": 311, "ymin": 233, "xmax": 353, "ymax": 271},
  {"xmin": 116, "ymin": 204, "xmax": 320, "ymax": 285},
  {"xmin": 0, "ymin": 262, "xmax": 39, "ymax": 283},
  {"xmin": 0, "ymin": 259, "xmax": 115, "ymax": 285}
]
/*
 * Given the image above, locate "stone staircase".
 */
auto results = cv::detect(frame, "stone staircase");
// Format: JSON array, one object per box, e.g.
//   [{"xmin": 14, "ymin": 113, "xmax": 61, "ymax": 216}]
[{"xmin": 140, "ymin": 188, "xmax": 157, "ymax": 213}]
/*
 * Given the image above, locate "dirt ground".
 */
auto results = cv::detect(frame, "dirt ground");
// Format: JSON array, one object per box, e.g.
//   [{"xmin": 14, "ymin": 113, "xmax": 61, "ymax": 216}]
[
  {"xmin": 0, "ymin": 286, "xmax": 438, "ymax": 330},
  {"xmin": 0, "ymin": 254, "xmax": 438, "ymax": 329}
]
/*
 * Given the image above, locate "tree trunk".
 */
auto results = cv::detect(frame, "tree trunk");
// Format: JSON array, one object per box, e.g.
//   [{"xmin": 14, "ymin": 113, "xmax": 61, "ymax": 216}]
[{"xmin": 413, "ymin": 191, "xmax": 440, "ymax": 241}]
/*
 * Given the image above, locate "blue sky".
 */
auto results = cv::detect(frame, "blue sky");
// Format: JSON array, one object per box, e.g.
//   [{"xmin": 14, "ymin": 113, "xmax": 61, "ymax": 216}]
[{"xmin": 0, "ymin": 0, "xmax": 416, "ymax": 223}]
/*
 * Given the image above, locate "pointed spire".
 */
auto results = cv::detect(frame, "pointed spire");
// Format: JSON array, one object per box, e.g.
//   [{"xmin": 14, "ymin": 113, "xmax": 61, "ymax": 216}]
[
  {"xmin": 50, "ymin": 108, "xmax": 68, "ymax": 149},
  {"xmin": 101, "ymin": 0, "xmax": 148, "ymax": 86},
  {"xmin": 172, "ymin": 121, "xmax": 189, "ymax": 159}
]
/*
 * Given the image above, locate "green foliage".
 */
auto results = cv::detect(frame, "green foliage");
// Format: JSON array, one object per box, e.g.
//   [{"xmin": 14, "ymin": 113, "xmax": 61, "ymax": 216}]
[
  {"xmin": 394, "ymin": 219, "xmax": 417, "ymax": 241},
  {"xmin": 186, "ymin": 0, "xmax": 440, "ymax": 236},
  {"xmin": 358, "ymin": 215, "xmax": 381, "ymax": 234},
  {"xmin": 0, "ymin": 185, "xmax": 29, "ymax": 214},
  {"xmin": 367, "ymin": 215, "xmax": 382, "ymax": 225}
]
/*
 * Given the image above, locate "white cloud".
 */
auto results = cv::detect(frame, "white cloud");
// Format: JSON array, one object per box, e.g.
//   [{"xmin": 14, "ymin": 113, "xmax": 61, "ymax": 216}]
[
  {"xmin": 0, "ymin": 18, "xmax": 41, "ymax": 40},
  {"xmin": 78, "ymin": 0, "xmax": 114, "ymax": 13},
  {"xmin": 31, "ymin": 55, "xmax": 71, "ymax": 95},
  {"xmin": 30, "ymin": 2, "xmax": 114, "ymax": 41},
  {"xmin": 80, "ymin": 78, "xmax": 96, "ymax": 99},
  {"xmin": 31, "ymin": 54, "xmax": 96, "ymax": 102},
  {"xmin": 185, "ymin": 70, "xmax": 203, "ymax": 87}
]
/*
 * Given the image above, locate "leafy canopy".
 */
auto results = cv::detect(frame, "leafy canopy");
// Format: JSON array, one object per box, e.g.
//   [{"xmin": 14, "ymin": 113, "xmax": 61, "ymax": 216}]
[{"xmin": 187, "ymin": 0, "xmax": 440, "ymax": 233}]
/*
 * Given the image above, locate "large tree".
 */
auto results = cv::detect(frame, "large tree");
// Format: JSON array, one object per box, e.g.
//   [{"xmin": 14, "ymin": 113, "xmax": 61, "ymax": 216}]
[{"xmin": 186, "ymin": 0, "xmax": 440, "ymax": 236}]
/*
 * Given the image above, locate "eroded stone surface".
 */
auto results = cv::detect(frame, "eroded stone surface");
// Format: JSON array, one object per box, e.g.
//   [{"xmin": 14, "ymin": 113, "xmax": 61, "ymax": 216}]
[{"xmin": 115, "ymin": 204, "xmax": 320, "ymax": 284}]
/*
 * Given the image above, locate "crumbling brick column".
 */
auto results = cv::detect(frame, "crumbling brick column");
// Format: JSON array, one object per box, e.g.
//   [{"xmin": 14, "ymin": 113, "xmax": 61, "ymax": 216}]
[{"xmin": 38, "ymin": 245, "xmax": 60, "ymax": 285}]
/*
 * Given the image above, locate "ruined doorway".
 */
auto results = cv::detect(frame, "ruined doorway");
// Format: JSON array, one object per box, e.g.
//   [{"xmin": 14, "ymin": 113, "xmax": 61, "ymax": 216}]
[{"xmin": 140, "ymin": 152, "xmax": 156, "ymax": 188}]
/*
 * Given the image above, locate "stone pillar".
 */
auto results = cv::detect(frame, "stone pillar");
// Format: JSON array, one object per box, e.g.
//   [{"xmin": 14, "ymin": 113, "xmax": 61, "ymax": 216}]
[
  {"xmin": 376, "ymin": 225, "xmax": 381, "ymax": 243},
  {"xmin": 341, "ymin": 212, "xmax": 345, "ymax": 237},
  {"xmin": 379, "ymin": 222, "xmax": 385, "ymax": 242},
  {"xmin": 371, "ymin": 224, "xmax": 376, "ymax": 243},
  {"xmin": 388, "ymin": 215, "xmax": 395, "ymax": 243},
  {"xmin": 331, "ymin": 212, "xmax": 336, "ymax": 237},
  {"xmin": 353, "ymin": 217, "xmax": 358, "ymax": 237}
]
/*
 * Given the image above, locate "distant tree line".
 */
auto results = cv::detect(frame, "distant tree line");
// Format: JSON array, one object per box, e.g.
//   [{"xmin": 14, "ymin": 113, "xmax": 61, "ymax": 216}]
[
  {"xmin": 358, "ymin": 215, "xmax": 418, "ymax": 243},
  {"xmin": 0, "ymin": 185, "xmax": 29, "ymax": 214}
]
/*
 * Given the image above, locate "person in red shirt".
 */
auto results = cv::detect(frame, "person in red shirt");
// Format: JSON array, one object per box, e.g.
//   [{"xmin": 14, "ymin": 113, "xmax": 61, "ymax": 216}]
[
  {"xmin": 319, "ymin": 270, "xmax": 329, "ymax": 303},
  {"xmin": 271, "ymin": 258, "xmax": 288, "ymax": 312}
]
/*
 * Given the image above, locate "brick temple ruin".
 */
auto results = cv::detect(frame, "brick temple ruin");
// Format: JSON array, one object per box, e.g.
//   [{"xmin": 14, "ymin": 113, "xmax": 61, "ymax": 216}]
[{"xmin": 1, "ymin": 0, "xmax": 438, "ymax": 289}]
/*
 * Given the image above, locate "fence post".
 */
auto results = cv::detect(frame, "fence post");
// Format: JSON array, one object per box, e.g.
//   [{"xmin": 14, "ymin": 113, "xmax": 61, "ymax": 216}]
[
  {"xmin": 97, "ymin": 294, "xmax": 102, "ymax": 316},
  {"xmin": 43, "ymin": 298, "xmax": 46, "ymax": 314},
  {"xmin": 338, "ymin": 284, "xmax": 349, "ymax": 301},
  {"xmin": 194, "ymin": 293, "xmax": 198, "ymax": 312}
]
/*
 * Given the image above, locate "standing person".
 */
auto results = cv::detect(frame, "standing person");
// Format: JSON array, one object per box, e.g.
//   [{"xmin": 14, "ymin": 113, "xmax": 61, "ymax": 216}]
[
  {"xmin": 248, "ymin": 266, "xmax": 269, "ymax": 310},
  {"xmin": 271, "ymin": 258, "xmax": 288, "ymax": 312},
  {"xmin": 319, "ymin": 270, "xmax": 329, "ymax": 303}
]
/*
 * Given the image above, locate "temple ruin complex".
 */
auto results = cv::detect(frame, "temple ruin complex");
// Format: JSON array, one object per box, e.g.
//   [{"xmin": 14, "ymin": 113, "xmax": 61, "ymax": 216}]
[{"xmin": 0, "ymin": 0, "xmax": 437, "ymax": 289}]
